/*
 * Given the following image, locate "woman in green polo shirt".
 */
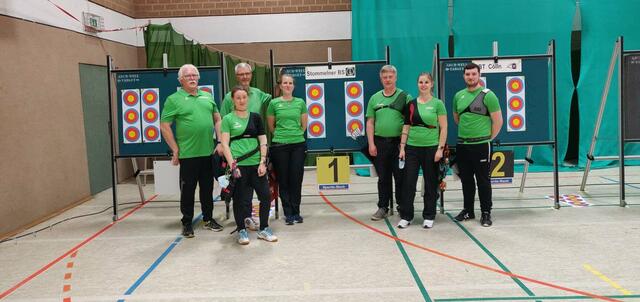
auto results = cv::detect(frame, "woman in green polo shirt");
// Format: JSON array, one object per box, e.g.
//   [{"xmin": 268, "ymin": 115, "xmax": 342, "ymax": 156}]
[
  {"xmin": 267, "ymin": 74, "xmax": 308, "ymax": 225},
  {"xmin": 220, "ymin": 86, "xmax": 277, "ymax": 245},
  {"xmin": 397, "ymin": 72, "xmax": 447, "ymax": 229}
]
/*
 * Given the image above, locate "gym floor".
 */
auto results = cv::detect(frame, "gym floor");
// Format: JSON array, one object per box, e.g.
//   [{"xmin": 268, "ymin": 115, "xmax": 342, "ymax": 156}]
[{"xmin": 1, "ymin": 166, "xmax": 639, "ymax": 302}]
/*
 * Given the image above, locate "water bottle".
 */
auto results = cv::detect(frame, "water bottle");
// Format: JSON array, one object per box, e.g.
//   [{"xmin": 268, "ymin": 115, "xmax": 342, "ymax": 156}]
[
  {"xmin": 218, "ymin": 175, "xmax": 229, "ymax": 188},
  {"xmin": 398, "ymin": 158, "xmax": 405, "ymax": 169}
]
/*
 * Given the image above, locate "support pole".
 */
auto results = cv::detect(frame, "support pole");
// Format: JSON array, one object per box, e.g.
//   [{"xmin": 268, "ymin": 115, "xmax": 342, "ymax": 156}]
[
  {"xmin": 551, "ymin": 40, "xmax": 560, "ymax": 209},
  {"xmin": 618, "ymin": 36, "xmax": 627, "ymax": 207},
  {"xmin": 580, "ymin": 39, "xmax": 621, "ymax": 191},
  {"xmin": 107, "ymin": 55, "xmax": 119, "ymax": 221},
  {"xmin": 519, "ymin": 145, "xmax": 533, "ymax": 193}
]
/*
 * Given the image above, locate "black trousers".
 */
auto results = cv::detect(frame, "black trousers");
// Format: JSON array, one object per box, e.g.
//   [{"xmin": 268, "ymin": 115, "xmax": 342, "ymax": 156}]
[
  {"xmin": 270, "ymin": 142, "xmax": 306, "ymax": 218},
  {"xmin": 456, "ymin": 142, "xmax": 492, "ymax": 213},
  {"xmin": 179, "ymin": 155, "xmax": 214, "ymax": 226},
  {"xmin": 232, "ymin": 165, "xmax": 271, "ymax": 230},
  {"xmin": 372, "ymin": 136, "xmax": 403, "ymax": 210},
  {"xmin": 399, "ymin": 145, "xmax": 438, "ymax": 221}
]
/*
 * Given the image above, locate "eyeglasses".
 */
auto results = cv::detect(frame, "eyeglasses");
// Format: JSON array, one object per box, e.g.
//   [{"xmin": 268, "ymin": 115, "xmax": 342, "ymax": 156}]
[
  {"xmin": 236, "ymin": 72, "xmax": 252, "ymax": 77},
  {"xmin": 182, "ymin": 74, "xmax": 200, "ymax": 79}
]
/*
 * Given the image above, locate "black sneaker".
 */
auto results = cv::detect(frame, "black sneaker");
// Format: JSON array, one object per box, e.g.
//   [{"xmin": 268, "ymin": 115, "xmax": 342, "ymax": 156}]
[
  {"xmin": 182, "ymin": 224, "xmax": 194, "ymax": 238},
  {"xmin": 203, "ymin": 219, "xmax": 224, "ymax": 232},
  {"xmin": 285, "ymin": 216, "xmax": 294, "ymax": 225},
  {"xmin": 454, "ymin": 209, "xmax": 475, "ymax": 221},
  {"xmin": 480, "ymin": 212, "xmax": 492, "ymax": 227},
  {"xmin": 293, "ymin": 215, "xmax": 304, "ymax": 223}
]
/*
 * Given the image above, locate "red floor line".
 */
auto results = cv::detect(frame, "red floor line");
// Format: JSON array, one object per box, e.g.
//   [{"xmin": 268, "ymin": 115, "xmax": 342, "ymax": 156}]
[
  {"xmin": 0, "ymin": 195, "xmax": 158, "ymax": 300},
  {"xmin": 319, "ymin": 192, "xmax": 621, "ymax": 302}
]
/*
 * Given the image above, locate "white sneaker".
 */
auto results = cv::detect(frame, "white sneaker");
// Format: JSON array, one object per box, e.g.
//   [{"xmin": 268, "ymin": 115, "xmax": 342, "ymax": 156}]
[
  {"xmin": 423, "ymin": 219, "xmax": 434, "ymax": 229},
  {"xmin": 257, "ymin": 227, "xmax": 278, "ymax": 242},
  {"xmin": 397, "ymin": 219, "xmax": 411, "ymax": 229},
  {"xmin": 244, "ymin": 217, "xmax": 259, "ymax": 231}
]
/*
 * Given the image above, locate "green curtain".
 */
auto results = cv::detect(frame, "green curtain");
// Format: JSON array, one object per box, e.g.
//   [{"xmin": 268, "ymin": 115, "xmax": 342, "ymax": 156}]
[
  {"xmin": 352, "ymin": 0, "xmax": 449, "ymax": 96},
  {"xmin": 144, "ymin": 23, "xmax": 220, "ymax": 68},
  {"xmin": 453, "ymin": 0, "xmax": 575, "ymax": 169},
  {"xmin": 223, "ymin": 54, "xmax": 272, "ymax": 94},
  {"xmin": 577, "ymin": 0, "xmax": 640, "ymax": 168}
]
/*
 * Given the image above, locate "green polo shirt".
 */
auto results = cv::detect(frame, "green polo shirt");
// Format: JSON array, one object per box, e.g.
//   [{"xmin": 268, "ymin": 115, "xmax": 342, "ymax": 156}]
[
  {"xmin": 266, "ymin": 97, "xmax": 307, "ymax": 144},
  {"xmin": 365, "ymin": 89, "xmax": 412, "ymax": 137},
  {"xmin": 160, "ymin": 88, "xmax": 218, "ymax": 159},
  {"xmin": 453, "ymin": 87, "xmax": 501, "ymax": 144},
  {"xmin": 220, "ymin": 87, "xmax": 272, "ymax": 117},
  {"xmin": 221, "ymin": 112, "xmax": 264, "ymax": 166},
  {"xmin": 406, "ymin": 98, "xmax": 447, "ymax": 147}
]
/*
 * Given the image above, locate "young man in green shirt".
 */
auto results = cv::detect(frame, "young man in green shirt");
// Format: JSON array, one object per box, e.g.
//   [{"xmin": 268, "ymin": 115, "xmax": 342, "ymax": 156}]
[
  {"xmin": 365, "ymin": 65, "xmax": 411, "ymax": 221},
  {"xmin": 160, "ymin": 64, "xmax": 224, "ymax": 238},
  {"xmin": 452, "ymin": 63, "xmax": 503, "ymax": 227}
]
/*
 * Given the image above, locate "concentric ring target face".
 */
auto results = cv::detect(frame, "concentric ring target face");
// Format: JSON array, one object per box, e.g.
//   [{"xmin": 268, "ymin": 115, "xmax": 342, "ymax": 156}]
[
  {"xmin": 507, "ymin": 78, "xmax": 524, "ymax": 94},
  {"xmin": 142, "ymin": 90, "xmax": 158, "ymax": 105},
  {"xmin": 308, "ymin": 121, "xmax": 325, "ymax": 137},
  {"xmin": 124, "ymin": 126, "xmax": 140, "ymax": 142},
  {"xmin": 508, "ymin": 96, "xmax": 524, "ymax": 112},
  {"xmin": 347, "ymin": 119, "xmax": 364, "ymax": 133},
  {"xmin": 308, "ymin": 103, "xmax": 324, "ymax": 119},
  {"xmin": 123, "ymin": 91, "xmax": 139, "ymax": 106},
  {"xmin": 143, "ymin": 108, "xmax": 159, "ymax": 123},
  {"xmin": 306, "ymin": 84, "xmax": 324, "ymax": 101},
  {"xmin": 144, "ymin": 125, "xmax": 160, "ymax": 141},
  {"xmin": 346, "ymin": 82, "xmax": 363, "ymax": 99},
  {"xmin": 508, "ymin": 114, "xmax": 525, "ymax": 130},
  {"xmin": 346, "ymin": 101, "xmax": 363, "ymax": 117},
  {"xmin": 200, "ymin": 86, "xmax": 212, "ymax": 94},
  {"xmin": 124, "ymin": 109, "xmax": 139, "ymax": 124}
]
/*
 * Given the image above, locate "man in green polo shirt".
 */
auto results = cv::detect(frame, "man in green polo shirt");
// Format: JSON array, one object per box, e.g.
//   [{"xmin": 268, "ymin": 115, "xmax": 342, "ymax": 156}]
[
  {"xmin": 220, "ymin": 62, "xmax": 272, "ymax": 117},
  {"xmin": 365, "ymin": 65, "xmax": 412, "ymax": 221},
  {"xmin": 160, "ymin": 64, "xmax": 224, "ymax": 238},
  {"xmin": 452, "ymin": 63, "xmax": 503, "ymax": 227}
]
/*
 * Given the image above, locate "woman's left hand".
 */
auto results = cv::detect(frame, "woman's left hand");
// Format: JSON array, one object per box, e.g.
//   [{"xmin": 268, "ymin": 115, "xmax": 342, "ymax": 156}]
[
  {"xmin": 258, "ymin": 162, "xmax": 267, "ymax": 176},
  {"xmin": 434, "ymin": 149, "xmax": 443, "ymax": 162}
]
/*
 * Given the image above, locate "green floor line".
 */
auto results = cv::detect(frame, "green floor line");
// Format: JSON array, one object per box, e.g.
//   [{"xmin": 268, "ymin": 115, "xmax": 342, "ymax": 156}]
[
  {"xmin": 383, "ymin": 218, "xmax": 432, "ymax": 302},
  {"xmin": 434, "ymin": 293, "xmax": 640, "ymax": 301},
  {"xmin": 446, "ymin": 213, "xmax": 538, "ymax": 300}
]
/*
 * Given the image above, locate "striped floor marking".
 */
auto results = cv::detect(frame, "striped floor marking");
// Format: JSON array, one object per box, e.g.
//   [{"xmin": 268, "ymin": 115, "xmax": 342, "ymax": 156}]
[
  {"xmin": 61, "ymin": 250, "xmax": 78, "ymax": 302},
  {"xmin": 319, "ymin": 192, "xmax": 621, "ymax": 302},
  {"xmin": 583, "ymin": 264, "xmax": 633, "ymax": 295}
]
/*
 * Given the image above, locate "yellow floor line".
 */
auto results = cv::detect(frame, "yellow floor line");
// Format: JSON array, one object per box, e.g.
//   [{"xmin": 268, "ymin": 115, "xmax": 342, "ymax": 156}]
[{"xmin": 583, "ymin": 264, "xmax": 633, "ymax": 295}]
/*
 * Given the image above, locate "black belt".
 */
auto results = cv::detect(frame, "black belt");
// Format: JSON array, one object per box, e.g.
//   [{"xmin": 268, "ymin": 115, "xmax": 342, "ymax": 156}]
[
  {"xmin": 457, "ymin": 136, "xmax": 491, "ymax": 144},
  {"xmin": 374, "ymin": 135, "xmax": 400, "ymax": 142}
]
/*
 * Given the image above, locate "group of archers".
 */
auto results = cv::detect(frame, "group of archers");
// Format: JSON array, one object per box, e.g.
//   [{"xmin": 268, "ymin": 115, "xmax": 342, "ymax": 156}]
[{"xmin": 160, "ymin": 61, "xmax": 503, "ymax": 245}]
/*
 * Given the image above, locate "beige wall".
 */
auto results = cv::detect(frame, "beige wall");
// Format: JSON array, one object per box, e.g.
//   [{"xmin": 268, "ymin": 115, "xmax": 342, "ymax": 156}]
[
  {"xmin": 0, "ymin": 16, "xmax": 140, "ymax": 238},
  {"xmin": 209, "ymin": 40, "xmax": 351, "ymax": 64}
]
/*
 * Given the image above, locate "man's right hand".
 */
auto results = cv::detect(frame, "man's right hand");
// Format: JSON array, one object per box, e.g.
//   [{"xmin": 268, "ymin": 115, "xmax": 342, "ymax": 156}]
[
  {"xmin": 171, "ymin": 153, "xmax": 179, "ymax": 165},
  {"xmin": 368, "ymin": 144, "xmax": 377, "ymax": 157}
]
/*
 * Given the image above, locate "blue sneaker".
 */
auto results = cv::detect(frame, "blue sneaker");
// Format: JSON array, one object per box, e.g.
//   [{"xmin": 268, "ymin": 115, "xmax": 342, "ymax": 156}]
[
  {"xmin": 293, "ymin": 215, "xmax": 304, "ymax": 223},
  {"xmin": 285, "ymin": 216, "xmax": 294, "ymax": 225},
  {"xmin": 257, "ymin": 227, "xmax": 278, "ymax": 242},
  {"xmin": 237, "ymin": 229, "xmax": 250, "ymax": 245}
]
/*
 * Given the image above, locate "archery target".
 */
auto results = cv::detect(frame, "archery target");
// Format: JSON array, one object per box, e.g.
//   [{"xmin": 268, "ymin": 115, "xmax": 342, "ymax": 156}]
[
  {"xmin": 142, "ymin": 89, "xmax": 159, "ymax": 106},
  {"xmin": 122, "ymin": 90, "xmax": 139, "ymax": 106},
  {"xmin": 505, "ymin": 76, "xmax": 526, "ymax": 132},
  {"xmin": 306, "ymin": 83, "xmax": 326, "ymax": 139},
  {"xmin": 199, "ymin": 85, "xmax": 214, "ymax": 95},
  {"xmin": 508, "ymin": 96, "xmax": 524, "ymax": 112},
  {"xmin": 306, "ymin": 84, "xmax": 324, "ymax": 101},
  {"xmin": 507, "ymin": 77, "xmax": 524, "ymax": 94},
  {"xmin": 124, "ymin": 126, "xmax": 141, "ymax": 143},
  {"xmin": 479, "ymin": 77, "xmax": 487, "ymax": 88},
  {"xmin": 143, "ymin": 108, "xmax": 159, "ymax": 123},
  {"xmin": 508, "ymin": 114, "xmax": 525, "ymax": 130},
  {"xmin": 344, "ymin": 81, "xmax": 365, "ymax": 137},
  {"xmin": 143, "ymin": 125, "xmax": 161, "ymax": 142},
  {"xmin": 124, "ymin": 109, "xmax": 139, "ymax": 124}
]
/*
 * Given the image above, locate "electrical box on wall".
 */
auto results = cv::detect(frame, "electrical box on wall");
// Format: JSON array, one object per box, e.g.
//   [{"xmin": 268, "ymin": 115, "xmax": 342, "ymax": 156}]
[{"xmin": 82, "ymin": 12, "xmax": 104, "ymax": 33}]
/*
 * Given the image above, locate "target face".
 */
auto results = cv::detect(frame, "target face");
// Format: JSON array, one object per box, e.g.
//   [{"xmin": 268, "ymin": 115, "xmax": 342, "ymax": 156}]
[
  {"xmin": 346, "ymin": 82, "xmax": 363, "ymax": 99},
  {"xmin": 507, "ymin": 78, "xmax": 524, "ymax": 94},
  {"xmin": 346, "ymin": 101, "xmax": 363, "ymax": 117},
  {"xmin": 347, "ymin": 119, "xmax": 364, "ymax": 133},
  {"xmin": 308, "ymin": 121, "xmax": 325, "ymax": 137},
  {"xmin": 199, "ymin": 86, "xmax": 213, "ymax": 94},
  {"xmin": 123, "ymin": 91, "xmax": 139, "ymax": 106},
  {"xmin": 142, "ymin": 90, "xmax": 158, "ymax": 105},
  {"xmin": 143, "ymin": 108, "xmax": 159, "ymax": 123},
  {"xmin": 124, "ymin": 127, "xmax": 140, "ymax": 142},
  {"xmin": 306, "ymin": 84, "xmax": 324, "ymax": 101},
  {"xmin": 508, "ymin": 114, "xmax": 525, "ymax": 130},
  {"xmin": 144, "ymin": 125, "xmax": 160, "ymax": 141},
  {"xmin": 124, "ymin": 109, "xmax": 139, "ymax": 124},
  {"xmin": 308, "ymin": 103, "xmax": 324, "ymax": 119},
  {"xmin": 508, "ymin": 96, "xmax": 524, "ymax": 112}
]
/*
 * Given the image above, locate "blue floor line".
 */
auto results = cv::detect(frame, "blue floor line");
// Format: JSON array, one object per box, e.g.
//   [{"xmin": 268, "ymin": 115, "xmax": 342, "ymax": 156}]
[{"xmin": 600, "ymin": 176, "xmax": 640, "ymax": 190}]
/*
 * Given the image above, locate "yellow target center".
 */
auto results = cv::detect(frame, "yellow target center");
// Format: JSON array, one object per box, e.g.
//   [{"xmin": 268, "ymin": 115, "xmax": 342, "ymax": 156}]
[
  {"xmin": 312, "ymin": 108, "xmax": 319, "ymax": 114},
  {"xmin": 128, "ymin": 113, "xmax": 135, "ymax": 120},
  {"xmin": 127, "ymin": 95, "xmax": 134, "ymax": 102},
  {"xmin": 311, "ymin": 90, "xmax": 319, "ymax": 97},
  {"xmin": 512, "ymin": 82, "xmax": 520, "ymax": 90},
  {"xmin": 148, "ymin": 129, "xmax": 156, "ymax": 137},
  {"xmin": 128, "ymin": 131, "xmax": 136, "ymax": 138},
  {"xmin": 513, "ymin": 119, "xmax": 521, "ymax": 126},
  {"xmin": 312, "ymin": 125, "xmax": 320, "ymax": 132},
  {"xmin": 350, "ymin": 87, "xmax": 358, "ymax": 94},
  {"xmin": 146, "ymin": 94, "xmax": 154, "ymax": 101}
]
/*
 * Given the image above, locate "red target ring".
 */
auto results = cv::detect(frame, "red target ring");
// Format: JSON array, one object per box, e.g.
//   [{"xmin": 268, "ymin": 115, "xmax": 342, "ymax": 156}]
[
  {"xmin": 306, "ymin": 84, "xmax": 324, "ymax": 101},
  {"xmin": 142, "ymin": 89, "xmax": 158, "ymax": 105},
  {"xmin": 508, "ymin": 114, "xmax": 525, "ymax": 130},
  {"xmin": 347, "ymin": 119, "xmax": 364, "ymax": 133},
  {"xmin": 508, "ymin": 96, "xmax": 524, "ymax": 112},
  {"xmin": 124, "ymin": 127, "xmax": 140, "ymax": 142},
  {"xmin": 124, "ymin": 109, "xmax": 139, "ymax": 124},
  {"xmin": 507, "ymin": 78, "xmax": 524, "ymax": 93},
  {"xmin": 200, "ymin": 86, "xmax": 213, "ymax": 94},
  {"xmin": 144, "ymin": 125, "xmax": 160, "ymax": 141},
  {"xmin": 308, "ymin": 103, "xmax": 324, "ymax": 119},
  {"xmin": 346, "ymin": 82, "xmax": 363, "ymax": 99},
  {"xmin": 308, "ymin": 121, "xmax": 325, "ymax": 137},
  {"xmin": 123, "ymin": 90, "xmax": 139, "ymax": 106},
  {"xmin": 347, "ymin": 101, "xmax": 363, "ymax": 117},
  {"xmin": 143, "ymin": 108, "xmax": 159, "ymax": 123}
]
